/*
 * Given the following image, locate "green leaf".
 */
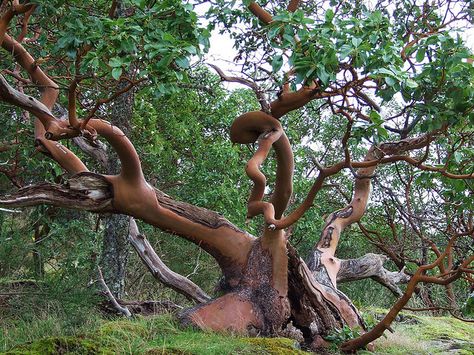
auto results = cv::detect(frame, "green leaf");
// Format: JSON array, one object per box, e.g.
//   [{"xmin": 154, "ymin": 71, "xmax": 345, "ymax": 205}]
[
  {"xmin": 405, "ymin": 79, "xmax": 418, "ymax": 88},
  {"xmin": 325, "ymin": 9, "xmax": 334, "ymax": 22},
  {"xmin": 453, "ymin": 151, "xmax": 462, "ymax": 163},
  {"xmin": 271, "ymin": 55, "xmax": 283, "ymax": 72},
  {"xmin": 111, "ymin": 67, "xmax": 122, "ymax": 80},
  {"xmin": 352, "ymin": 37, "xmax": 362, "ymax": 48},
  {"xmin": 183, "ymin": 45, "xmax": 197, "ymax": 55},
  {"xmin": 377, "ymin": 68, "xmax": 394, "ymax": 76},
  {"xmin": 339, "ymin": 45, "xmax": 352, "ymax": 59},
  {"xmin": 109, "ymin": 57, "xmax": 123, "ymax": 68},
  {"xmin": 369, "ymin": 110, "xmax": 383, "ymax": 125},
  {"xmin": 268, "ymin": 24, "xmax": 282, "ymax": 40},
  {"xmin": 385, "ymin": 76, "xmax": 396, "ymax": 86},
  {"xmin": 175, "ymin": 57, "xmax": 190, "ymax": 69},
  {"xmin": 416, "ymin": 47, "xmax": 426, "ymax": 62}
]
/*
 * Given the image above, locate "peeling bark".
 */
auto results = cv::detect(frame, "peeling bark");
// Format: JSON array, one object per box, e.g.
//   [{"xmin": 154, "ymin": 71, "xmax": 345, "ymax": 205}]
[
  {"xmin": 0, "ymin": 172, "xmax": 113, "ymax": 211},
  {"xmin": 287, "ymin": 245, "xmax": 365, "ymax": 351},
  {"xmin": 180, "ymin": 233, "xmax": 290, "ymax": 335}
]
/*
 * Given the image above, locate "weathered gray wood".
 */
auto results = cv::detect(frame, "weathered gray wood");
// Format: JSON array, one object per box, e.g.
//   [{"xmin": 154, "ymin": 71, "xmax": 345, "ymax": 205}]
[
  {"xmin": 128, "ymin": 217, "xmax": 211, "ymax": 304},
  {"xmin": 0, "ymin": 74, "xmax": 56, "ymax": 123},
  {"xmin": 337, "ymin": 253, "xmax": 410, "ymax": 296},
  {"xmin": 0, "ymin": 172, "xmax": 113, "ymax": 211},
  {"xmin": 73, "ymin": 137, "xmax": 110, "ymax": 170}
]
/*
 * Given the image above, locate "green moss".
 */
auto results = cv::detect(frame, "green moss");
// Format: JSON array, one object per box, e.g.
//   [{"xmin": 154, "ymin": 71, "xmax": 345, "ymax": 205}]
[
  {"xmin": 413, "ymin": 316, "xmax": 473, "ymax": 342},
  {"xmin": 3, "ymin": 336, "xmax": 108, "ymax": 355},
  {"xmin": 3, "ymin": 312, "xmax": 472, "ymax": 355},
  {"xmin": 243, "ymin": 337, "xmax": 306, "ymax": 354}
]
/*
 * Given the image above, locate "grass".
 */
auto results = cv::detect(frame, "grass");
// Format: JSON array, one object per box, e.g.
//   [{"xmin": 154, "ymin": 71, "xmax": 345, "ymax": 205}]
[
  {"xmin": 1, "ymin": 305, "xmax": 473, "ymax": 354},
  {"xmin": 1, "ymin": 313, "xmax": 306, "ymax": 355}
]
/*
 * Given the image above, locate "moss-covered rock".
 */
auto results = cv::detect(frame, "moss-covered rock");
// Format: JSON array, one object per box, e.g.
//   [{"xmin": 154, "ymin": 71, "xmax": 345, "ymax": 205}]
[{"xmin": 243, "ymin": 337, "xmax": 307, "ymax": 354}]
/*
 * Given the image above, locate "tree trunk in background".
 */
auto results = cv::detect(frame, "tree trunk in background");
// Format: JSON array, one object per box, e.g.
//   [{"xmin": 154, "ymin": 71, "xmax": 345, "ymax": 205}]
[
  {"xmin": 100, "ymin": 213, "xmax": 130, "ymax": 298},
  {"xmin": 99, "ymin": 78, "xmax": 134, "ymax": 296},
  {"xmin": 99, "ymin": 1, "xmax": 135, "ymax": 297}
]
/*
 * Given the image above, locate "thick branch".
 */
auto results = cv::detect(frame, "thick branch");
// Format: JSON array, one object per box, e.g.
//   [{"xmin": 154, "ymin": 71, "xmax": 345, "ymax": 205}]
[
  {"xmin": 0, "ymin": 4, "xmax": 34, "ymax": 45},
  {"xmin": 287, "ymin": 0, "xmax": 300, "ymax": 12},
  {"xmin": 270, "ymin": 83, "xmax": 320, "ymax": 119},
  {"xmin": 230, "ymin": 111, "xmax": 293, "ymax": 221},
  {"xmin": 0, "ymin": 173, "xmax": 255, "ymax": 286},
  {"xmin": 0, "ymin": 74, "xmax": 57, "ymax": 127},
  {"xmin": 2, "ymin": 33, "xmax": 59, "ymax": 109},
  {"xmin": 1, "ymin": 31, "xmax": 89, "ymax": 175},
  {"xmin": 337, "ymin": 253, "xmax": 410, "ymax": 296},
  {"xmin": 248, "ymin": 1, "xmax": 273, "ymax": 24},
  {"xmin": 0, "ymin": 78, "xmax": 137, "ymax": 179},
  {"xmin": 0, "ymin": 172, "xmax": 113, "ymax": 211}
]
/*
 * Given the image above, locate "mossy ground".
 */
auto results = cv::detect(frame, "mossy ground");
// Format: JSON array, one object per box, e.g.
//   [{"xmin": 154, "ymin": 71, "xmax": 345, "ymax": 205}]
[
  {"xmin": 1, "ymin": 314, "xmax": 306, "ymax": 355},
  {"xmin": 359, "ymin": 309, "xmax": 474, "ymax": 355},
  {"xmin": 1, "ymin": 310, "xmax": 473, "ymax": 354}
]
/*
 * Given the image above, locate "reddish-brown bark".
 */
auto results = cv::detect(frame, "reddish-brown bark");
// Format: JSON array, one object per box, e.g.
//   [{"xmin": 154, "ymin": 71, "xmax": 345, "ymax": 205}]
[{"xmin": 0, "ymin": 3, "xmax": 472, "ymax": 353}]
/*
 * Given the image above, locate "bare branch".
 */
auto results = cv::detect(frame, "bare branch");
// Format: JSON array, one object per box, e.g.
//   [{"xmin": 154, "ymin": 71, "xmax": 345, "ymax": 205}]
[
  {"xmin": 97, "ymin": 266, "xmax": 132, "ymax": 317},
  {"xmin": 128, "ymin": 218, "xmax": 211, "ymax": 304},
  {"xmin": 209, "ymin": 64, "xmax": 270, "ymax": 113}
]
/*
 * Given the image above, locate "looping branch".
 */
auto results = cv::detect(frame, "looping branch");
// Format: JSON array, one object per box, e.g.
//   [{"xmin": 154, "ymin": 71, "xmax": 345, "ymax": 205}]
[{"xmin": 230, "ymin": 111, "xmax": 293, "ymax": 221}]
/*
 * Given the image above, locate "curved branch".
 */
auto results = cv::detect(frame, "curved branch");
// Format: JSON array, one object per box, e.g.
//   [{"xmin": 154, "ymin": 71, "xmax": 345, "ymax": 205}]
[
  {"xmin": 270, "ymin": 82, "xmax": 321, "ymax": 118},
  {"xmin": 230, "ymin": 111, "xmax": 293, "ymax": 220},
  {"xmin": 87, "ymin": 119, "xmax": 143, "ymax": 183},
  {"xmin": 1, "ymin": 28, "xmax": 89, "ymax": 175},
  {"xmin": 271, "ymin": 132, "xmax": 294, "ymax": 219},
  {"xmin": 0, "ymin": 74, "xmax": 56, "ymax": 127},
  {"xmin": 0, "ymin": 74, "xmax": 88, "ymax": 174},
  {"xmin": 16, "ymin": 4, "xmax": 36, "ymax": 43},
  {"xmin": 341, "ymin": 233, "xmax": 472, "ymax": 352},
  {"xmin": 0, "ymin": 3, "xmax": 34, "ymax": 45},
  {"xmin": 2, "ymin": 34, "xmax": 59, "ymax": 109},
  {"xmin": 0, "ymin": 172, "xmax": 255, "ymax": 286},
  {"xmin": 0, "ymin": 77, "xmax": 137, "ymax": 179}
]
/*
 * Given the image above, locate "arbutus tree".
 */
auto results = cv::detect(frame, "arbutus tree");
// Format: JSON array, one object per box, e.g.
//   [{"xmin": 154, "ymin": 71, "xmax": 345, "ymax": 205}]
[{"xmin": 0, "ymin": 0, "xmax": 473, "ymax": 352}]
